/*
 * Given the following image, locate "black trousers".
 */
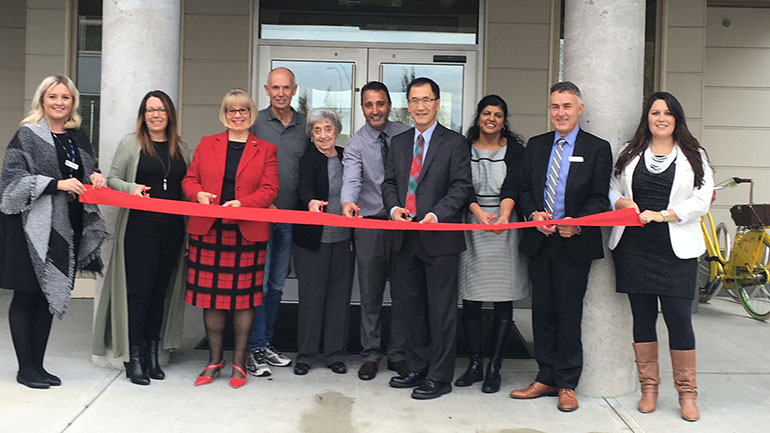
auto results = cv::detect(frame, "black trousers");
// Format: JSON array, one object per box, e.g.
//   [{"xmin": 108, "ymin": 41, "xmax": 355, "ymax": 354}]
[
  {"xmin": 294, "ymin": 239, "xmax": 354, "ymax": 365},
  {"xmin": 529, "ymin": 235, "xmax": 591, "ymax": 390},
  {"xmin": 124, "ymin": 223, "xmax": 185, "ymax": 345},
  {"xmin": 390, "ymin": 231, "xmax": 458, "ymax": 383}
]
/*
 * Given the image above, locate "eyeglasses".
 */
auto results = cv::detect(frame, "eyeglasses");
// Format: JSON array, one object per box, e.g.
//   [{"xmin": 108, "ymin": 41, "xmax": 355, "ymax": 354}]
[
  {"xmin": 407, "ymin": 97, "xmax": 438, "ymax": 107},
  {"xmin": 226, "ymin": 108, "xmax": 250, "ymax": 116},
  {"xmin": 145, "ymin": 107, "xmax": 167, "ymax": 115}
]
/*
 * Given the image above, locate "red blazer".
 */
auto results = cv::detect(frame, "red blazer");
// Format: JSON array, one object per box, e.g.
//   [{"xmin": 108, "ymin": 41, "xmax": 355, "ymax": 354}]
[{"xmin": 182, "ymin": 130, "xmax": 278, "ymax": 242}]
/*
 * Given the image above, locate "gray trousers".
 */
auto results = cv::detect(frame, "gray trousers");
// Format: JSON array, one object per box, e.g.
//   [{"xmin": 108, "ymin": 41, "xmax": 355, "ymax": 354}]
[
  {"xmin": 294, "ymin": 239, "xmax": 354, "ymax": 366},
  {"xmin": 355, "ymin": 227, "xmax": 406, "ymax": 363}
]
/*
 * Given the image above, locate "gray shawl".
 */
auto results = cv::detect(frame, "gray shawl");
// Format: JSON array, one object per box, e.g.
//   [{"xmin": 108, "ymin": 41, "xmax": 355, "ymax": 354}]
[{"xmin": 0, "ymin": 119, "xmax": 109, "ymax": 317}]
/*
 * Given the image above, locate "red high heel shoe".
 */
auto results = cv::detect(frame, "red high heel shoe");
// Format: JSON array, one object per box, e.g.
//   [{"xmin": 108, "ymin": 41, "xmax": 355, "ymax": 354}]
[
  {"xmin": 194, "ymin": 359, "xmax": 225, "ymax": 386},
  {"xmin": 230, "ymin": 365, "xmax": 247, "ymax": 389}
]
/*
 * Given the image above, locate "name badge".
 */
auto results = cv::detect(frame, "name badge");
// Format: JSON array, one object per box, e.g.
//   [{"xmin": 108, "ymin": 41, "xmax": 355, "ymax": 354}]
[
  {"xmin": 64, "ymin": 160, "xmax": 79, "ymax": 170},
  {"xmin": 569, "ymin": 156, "xmax": 584, "ymax": 163}
]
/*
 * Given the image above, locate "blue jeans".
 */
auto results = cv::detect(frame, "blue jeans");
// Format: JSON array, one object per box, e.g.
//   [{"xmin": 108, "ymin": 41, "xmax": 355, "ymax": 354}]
[{"xmin": 248, "ymin": 223, "xmax": 292, "ymax": 351}]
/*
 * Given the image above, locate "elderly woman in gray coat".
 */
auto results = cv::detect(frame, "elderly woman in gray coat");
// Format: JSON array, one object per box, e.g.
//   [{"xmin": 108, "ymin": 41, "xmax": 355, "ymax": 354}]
[{"xmin": 0, "ymin": 75, "xmax": 108, "ymax": 389}]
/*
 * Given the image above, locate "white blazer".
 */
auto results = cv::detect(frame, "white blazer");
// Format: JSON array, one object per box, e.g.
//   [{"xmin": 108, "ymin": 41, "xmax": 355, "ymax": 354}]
[{"xmin": 608, "ymin": 144, "xmax": 714, "ymax": 259}]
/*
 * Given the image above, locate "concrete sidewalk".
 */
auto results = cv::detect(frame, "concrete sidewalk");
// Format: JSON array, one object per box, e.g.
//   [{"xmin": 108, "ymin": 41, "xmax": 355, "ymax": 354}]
[{"xmin": 1, "ymin": 289, "xmax": 768, "ymax": 433}]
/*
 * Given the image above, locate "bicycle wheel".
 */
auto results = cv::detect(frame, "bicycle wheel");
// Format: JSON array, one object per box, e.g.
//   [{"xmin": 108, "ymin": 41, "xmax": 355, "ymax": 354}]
[
  {"xmin": 738, "ymin": 238, "xmax": 770, "ymax": 321},
  {"xmin": 698, "ymin": 223, "xmax": 732, "ymax": 303}
]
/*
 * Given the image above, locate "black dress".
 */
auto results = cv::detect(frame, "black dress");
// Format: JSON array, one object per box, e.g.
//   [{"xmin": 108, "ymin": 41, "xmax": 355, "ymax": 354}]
[{"xmin": 613, "ymin": 158, "xmax": 698, "ymax": 299}]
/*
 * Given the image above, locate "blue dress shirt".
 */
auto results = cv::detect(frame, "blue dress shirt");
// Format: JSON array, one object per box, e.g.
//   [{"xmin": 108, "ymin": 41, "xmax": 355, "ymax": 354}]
[{"xmin": 543, "ymin": 126, "xmax": 580, "ymax": 219}]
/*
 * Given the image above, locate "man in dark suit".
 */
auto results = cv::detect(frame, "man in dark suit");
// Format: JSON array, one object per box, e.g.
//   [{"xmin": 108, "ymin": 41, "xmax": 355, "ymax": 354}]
[
  {"xmin": 381, "ymin": 77, "xmax": 472, "ymax": 400},
  {"xmin": 510, "ymin": 81, "xmax": 611, "ymax": 412}
]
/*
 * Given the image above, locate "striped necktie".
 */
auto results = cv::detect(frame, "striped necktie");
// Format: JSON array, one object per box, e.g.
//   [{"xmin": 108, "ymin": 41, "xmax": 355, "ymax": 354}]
[
  {"xmin": 404, "ymin": 133, "xmax": 424, "ymax": 218},
  {"xmin": 544, "ymin": 138, "xmax": 566, "ymax": 215}
]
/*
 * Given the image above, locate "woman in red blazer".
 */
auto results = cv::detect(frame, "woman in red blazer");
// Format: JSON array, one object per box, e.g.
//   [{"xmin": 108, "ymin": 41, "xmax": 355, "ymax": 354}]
[{"xmin": 181, "ymin": 88, "xmax": 278, "ymax": 389}]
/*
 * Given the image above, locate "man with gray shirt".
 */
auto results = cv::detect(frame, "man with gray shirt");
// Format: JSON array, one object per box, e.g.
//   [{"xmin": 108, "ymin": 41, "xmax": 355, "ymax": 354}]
[
  {"xmin": 341, "ymin": 82, "xmax": 410, "ymax": 380},
  {"xmin": 246, "ymin": 67, "xmax": 309, "ymax": 377}
]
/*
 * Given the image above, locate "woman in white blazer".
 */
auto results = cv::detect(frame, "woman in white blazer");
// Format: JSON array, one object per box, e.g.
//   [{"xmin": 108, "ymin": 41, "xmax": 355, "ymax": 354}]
[{"xmin": 609, "ymin": 92, "xmax": 713, "ymax": 422}]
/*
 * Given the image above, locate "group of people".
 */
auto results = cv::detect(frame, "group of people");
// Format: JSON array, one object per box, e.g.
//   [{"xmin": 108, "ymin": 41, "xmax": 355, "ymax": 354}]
[{"xmin": 1, "ymin": 68, "xmax": 712, "ymax": 422}]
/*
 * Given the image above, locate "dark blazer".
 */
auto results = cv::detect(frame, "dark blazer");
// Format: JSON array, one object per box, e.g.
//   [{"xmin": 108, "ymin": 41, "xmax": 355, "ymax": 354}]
[
  {"xmin": 182, "ymin": 130, "xmax": 278, "ymax": 242},
  {"xmin": 518, "ymin": 128, "xmax": 612, "ymax": 261},
  {"xmin": 293, "ymin": 145, "xmax": 345, "ymax": 251},
  {"xmin": 381, "ymin": 123, "xmax": 472, "ymax": 256}
]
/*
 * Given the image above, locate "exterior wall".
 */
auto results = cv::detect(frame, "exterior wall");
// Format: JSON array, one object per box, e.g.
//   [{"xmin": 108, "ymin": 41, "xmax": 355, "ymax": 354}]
[
  {"xmin": 484, "ymin": 0, "xmax": 552, "ymax": 140},
  {"xmin": 0, "ymin": 0, "xmax": 26, "ymax": 156},
  {"xmin": 662, "ymin": 0, "xmax": 707, "ymax": 141},
  {"xmin": 704, "ymin": 7, "xmax": 770, "ymax": 228},
  {"xmin": 180, "ymin": 0, "xmax": 251, "ymax": 147},
  {"xmin": 24, "ymin": 0, "xmax": 71, "ymax": 112}
]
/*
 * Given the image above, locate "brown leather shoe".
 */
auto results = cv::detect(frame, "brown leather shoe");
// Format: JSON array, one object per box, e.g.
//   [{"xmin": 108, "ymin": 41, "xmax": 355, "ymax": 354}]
[
  {"xmin": 387, "ymin": 360, "xmax": 409, "ymax": 377},
  {"xmin": 358, "ymin": 361, "xmax": 377, "ymax": 381},
  {"xmin": 557, "ymin": 388, "xmax": 579, "ymax": 412},
  {"xmin": 509, "ymin": 381, "xmax": 559, "ymax": 399}
]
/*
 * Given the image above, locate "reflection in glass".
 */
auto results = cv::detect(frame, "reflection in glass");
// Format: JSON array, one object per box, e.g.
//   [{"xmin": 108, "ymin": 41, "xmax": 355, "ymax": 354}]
[
  {"xmin": 272, "ymin": 60, "xmax": 355, "ymax": 147},
  {"xmin": 381, "ymin": 64, "xmax": 464, "ymax": 133}
]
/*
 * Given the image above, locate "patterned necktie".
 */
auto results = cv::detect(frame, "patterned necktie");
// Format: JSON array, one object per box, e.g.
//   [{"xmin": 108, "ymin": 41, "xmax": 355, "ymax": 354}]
[
  {"xmin": 544, "ymin": 138, "xmax": 566, "ymax": 215},
  {"xmin": 378, "ymin": 131, "xmax": 388, "ymax": 169},
  {"xmin": 404, "ymin": 133, "xmax": 424, "ymax": 218}
]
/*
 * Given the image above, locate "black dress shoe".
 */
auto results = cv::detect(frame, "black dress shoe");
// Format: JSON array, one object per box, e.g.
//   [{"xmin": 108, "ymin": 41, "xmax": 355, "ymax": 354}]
[
  {"xmin": 39, "ymin": 370, "xmax": 61, "ymax": 386},
  {"xmin": 329, "ymin": 362, "xmax": 347, "ymax": 374},
  {"xmin": 358, "ymin": 361, "xmax": 377, "ymax": 380},
  {"xmin": 387, "ymin": 359, "xmax": 409, "ymax": 377},
  {"xmin": 412, "ymin": 379, "xmax": 452, "ymax": 400},
  {"xmin": 389, "ymin": 370, "xmax": 426, "ymax": 388},
  {"xmin": 294, "ymin": 362, "xmax": 310, "ymax": 376},
  {"xmin": 17, "ymin": 373, "xmax": 50, "ymax": 389}
]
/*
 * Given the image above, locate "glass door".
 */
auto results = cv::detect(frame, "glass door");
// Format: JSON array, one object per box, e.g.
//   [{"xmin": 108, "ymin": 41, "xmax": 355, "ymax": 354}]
[{"xmin": 368, "ymin": 48, "xmax": 478, "ymax": 134}]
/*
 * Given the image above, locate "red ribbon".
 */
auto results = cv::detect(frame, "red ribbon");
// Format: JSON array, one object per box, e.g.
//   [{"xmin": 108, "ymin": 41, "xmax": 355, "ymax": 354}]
[{"xmin": 80, "ymin": 186, "xmax": 642, "ymax": 231}]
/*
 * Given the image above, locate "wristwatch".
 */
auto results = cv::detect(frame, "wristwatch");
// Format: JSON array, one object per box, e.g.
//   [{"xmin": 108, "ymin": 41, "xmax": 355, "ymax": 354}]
[{"xmin": 660, "ymin": 209, "xmax": 669, "ymax": 222}]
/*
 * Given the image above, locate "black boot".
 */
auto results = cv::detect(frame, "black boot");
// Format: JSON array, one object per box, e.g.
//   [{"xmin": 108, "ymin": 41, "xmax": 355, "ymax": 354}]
[
  {"xmin": 125, "ymin": 344, "xmax": 150, "ymax": 385},
  {"xmin": 454, "ymin": 318, "xmax": 484, "ymax": 387},
  {"xmin": 482, "ymin": 317, "xmax": 512, "ymax": 393},
  {"xmin": 143, "ymin": 340, "xmax": 165, "ymax": 380}
]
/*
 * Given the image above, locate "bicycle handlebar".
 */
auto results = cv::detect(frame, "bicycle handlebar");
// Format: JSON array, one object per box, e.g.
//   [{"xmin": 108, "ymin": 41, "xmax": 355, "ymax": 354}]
[{"xmin": 734, "ymin": 177, "xmax": 753, "ymax": 184}]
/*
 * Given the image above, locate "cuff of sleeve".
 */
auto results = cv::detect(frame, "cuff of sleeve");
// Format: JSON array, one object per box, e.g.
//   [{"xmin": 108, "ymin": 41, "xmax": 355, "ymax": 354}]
[
  {"xmin": 609, "ymin": 193, "xmax": 624, "ymax": 210},
  {"xmin": 428, "ymin": 212, "xmax": 438, "ymax": 223},
  {"xmin": 669, "ymin": 205, "xmax": 689, "ymax": 224},
  {"xmin": 44, "ymin": 179, "xmax": 58, "ymax": 194}
]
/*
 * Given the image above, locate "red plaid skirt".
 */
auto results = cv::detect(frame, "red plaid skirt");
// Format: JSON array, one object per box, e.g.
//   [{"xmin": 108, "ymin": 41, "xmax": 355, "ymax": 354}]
[{"xmin": 185, "ymin": 221, "xmax": 266, "ymax": 310}]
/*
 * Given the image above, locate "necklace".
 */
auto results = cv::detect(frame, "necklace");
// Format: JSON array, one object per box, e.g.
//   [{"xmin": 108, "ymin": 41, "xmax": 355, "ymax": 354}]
[
  {"xmin": 52, "ymin": 132, "xmax": 78, "ymax": 177},
  {"xmin": 154, "ymin": 142, "xmax": 171, "ymax": 191},
  {"xmin": 228, "ymin": 140, "xmax": 246, "ymax": 150}
]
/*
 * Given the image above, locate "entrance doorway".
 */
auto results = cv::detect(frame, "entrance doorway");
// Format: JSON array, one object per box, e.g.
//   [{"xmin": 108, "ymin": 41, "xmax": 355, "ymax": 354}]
[{"xmin": 256, "ymin": 45, "xmax": 477, "ymax": 147}]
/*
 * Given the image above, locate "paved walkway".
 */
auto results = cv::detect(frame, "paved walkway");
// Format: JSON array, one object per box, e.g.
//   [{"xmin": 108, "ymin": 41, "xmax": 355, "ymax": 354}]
[{"xmin": 1, "ymin": 290, "xmax": 768, "ymax": 433}]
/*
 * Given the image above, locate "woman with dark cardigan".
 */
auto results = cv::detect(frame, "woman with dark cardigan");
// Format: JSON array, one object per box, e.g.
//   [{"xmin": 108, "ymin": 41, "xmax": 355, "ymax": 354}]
[
  {"xmin": 0, "ymin": 75, "xmax": 108, "ymax": 389},
  {"xmin": 292, "ymin": 108, "xmax": 354, "ymax": 376},
  {"xmin": 182, "ymin": 88, "xmax": 278, "ymax": 389},
  {"xmin": 609, "ymin": 92, "xmax": 713, "ymax": 421},
  {"xmin": 93, "ymin": 90, "xmax": 190, "ymax": 385},
  {"xmin": 455, "ymin": 95, "xmax": 529, "ymax": 393}
]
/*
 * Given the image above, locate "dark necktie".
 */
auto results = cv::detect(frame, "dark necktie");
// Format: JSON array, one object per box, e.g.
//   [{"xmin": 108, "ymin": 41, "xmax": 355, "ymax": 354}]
[{"xmin": 378, "ymin": 131, "xmax": 388, "ymax": 169}]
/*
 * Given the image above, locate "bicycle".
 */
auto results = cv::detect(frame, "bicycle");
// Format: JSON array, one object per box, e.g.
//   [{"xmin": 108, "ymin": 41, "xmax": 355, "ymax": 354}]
[{"xmin": 698, "ymin": 177, "xmax": 770, "ymax": 321}]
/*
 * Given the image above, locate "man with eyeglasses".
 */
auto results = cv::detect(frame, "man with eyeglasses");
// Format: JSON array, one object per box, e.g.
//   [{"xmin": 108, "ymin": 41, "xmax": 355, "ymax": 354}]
[
  {"xmin": 245, "ymin": 67, "xmax": 310, "ymax": 377},
  {"xmin": 341, "ymin": 81, "xmax": 410, "ymax": 381},
  {"xmin": 382, "ymin": 77, "xmax": 472, "ymax": 399}
]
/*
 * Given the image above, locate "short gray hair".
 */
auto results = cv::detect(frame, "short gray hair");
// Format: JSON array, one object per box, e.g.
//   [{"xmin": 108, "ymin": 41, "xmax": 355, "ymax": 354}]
[
  {"xmin": 550, "ymin": 81, "xmax": 582, "ymax": 103},
  {"xmin": 306, "ymin": 108, "xmax": 342, "ymax": 136}
]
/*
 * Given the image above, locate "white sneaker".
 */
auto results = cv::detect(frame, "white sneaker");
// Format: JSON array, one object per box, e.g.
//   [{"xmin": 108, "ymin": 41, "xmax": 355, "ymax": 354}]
[
  {"xmin": 264, "ymin": 343, "xmax": 292, "ymax": 367},
  {"xmin": 246, "ymin": 349, "xmax": 272, "ymax": 377}
]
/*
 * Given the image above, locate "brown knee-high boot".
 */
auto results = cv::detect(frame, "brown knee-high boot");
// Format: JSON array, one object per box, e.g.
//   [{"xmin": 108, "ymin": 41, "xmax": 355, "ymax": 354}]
[
  {"xmin": 633, "ymin": 342, "xmax": 659, "ymax": 413},
  {"xmin": 670, "ymin": 349, "xmax": 699, "ymax": 421}
]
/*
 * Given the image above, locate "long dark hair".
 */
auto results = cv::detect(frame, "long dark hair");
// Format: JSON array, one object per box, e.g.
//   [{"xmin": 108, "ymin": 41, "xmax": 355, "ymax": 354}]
[
  {"xmin": 614, "ymin": 92, "xmax": 708, "ymax": 187},
  {"xmin": 135, "ymin": 90, "xmax": 183, "ymax": 160},
  {"xmin": 465, "ymin": 94, "xmax": 523, "ymax": 146}
]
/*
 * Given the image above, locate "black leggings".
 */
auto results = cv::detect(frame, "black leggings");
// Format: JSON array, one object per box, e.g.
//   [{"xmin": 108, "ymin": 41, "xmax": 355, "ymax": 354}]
[
  {"xmin": 461, "ymin": 299, "xmax": 513, "ymax": 322},
  {"xmin": 8, "ymin": 290, "xmax": 54, "ymax": 379},
  {"xmin": 627, "ymin": 293, "xmax": 695, "ymax": 350}
]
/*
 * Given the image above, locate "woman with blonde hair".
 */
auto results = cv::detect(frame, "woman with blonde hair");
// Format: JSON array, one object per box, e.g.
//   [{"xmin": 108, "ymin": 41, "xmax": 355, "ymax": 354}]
[
  {"xmin": 0, "ymin": 75, "xmax": 108, "ymax": 389},
  {"xmin": 92, "ymin": 90, "xmax": 191, "ymax": 385},
  {"xmin": 182, "ymin": 89, "xmax": 278, "ymax": 388}
]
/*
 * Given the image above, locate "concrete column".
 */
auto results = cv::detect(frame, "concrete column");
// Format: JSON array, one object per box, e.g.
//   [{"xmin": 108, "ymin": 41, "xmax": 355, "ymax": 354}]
[
  {"xmin": 94, "ymin": 0, "xmax": 181, "ymax": 368},
  {"xmin": 563, "ymin": 0, "xmax": 645, "ymax": 397}
]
